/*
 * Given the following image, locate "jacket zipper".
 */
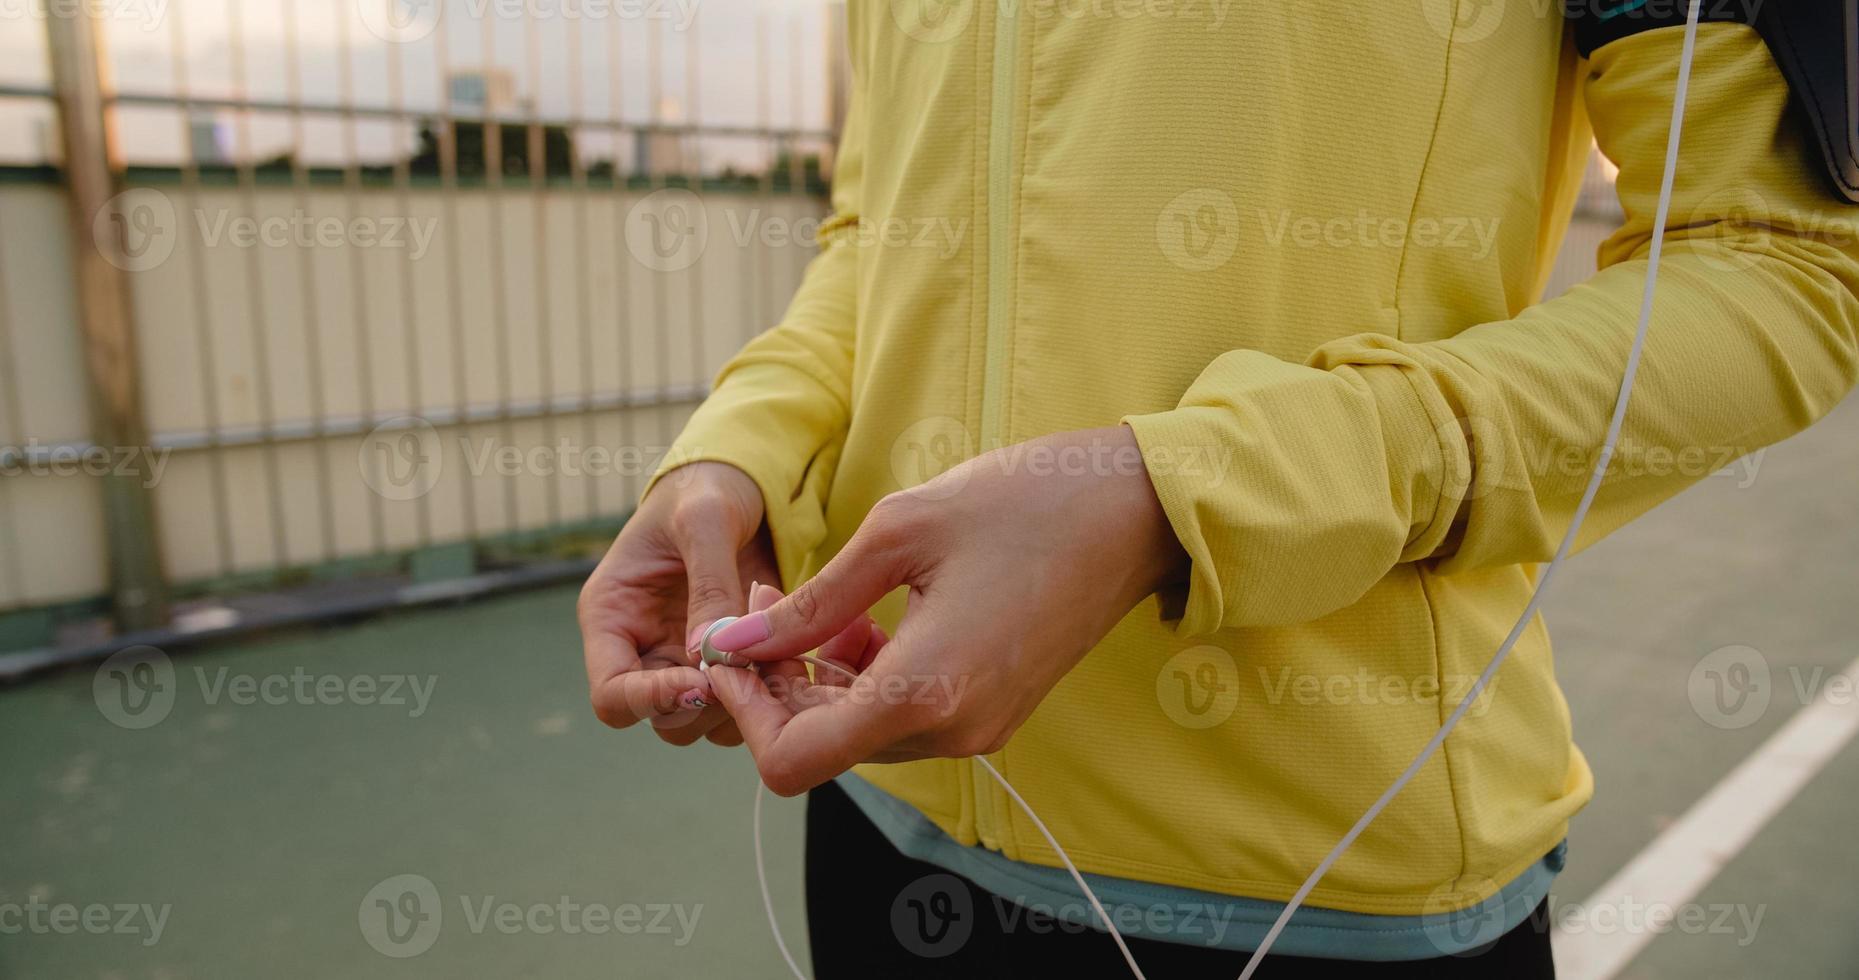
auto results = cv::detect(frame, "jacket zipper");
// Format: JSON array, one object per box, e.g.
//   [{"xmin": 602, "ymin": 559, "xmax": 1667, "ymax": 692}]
[
  {"xmin": 980, "ymin": 1, "xmax": 1018, "ymax": 449},
  {"xmin": 972, "ymin": 0, "xmax": 1020, "ymax": 852}
]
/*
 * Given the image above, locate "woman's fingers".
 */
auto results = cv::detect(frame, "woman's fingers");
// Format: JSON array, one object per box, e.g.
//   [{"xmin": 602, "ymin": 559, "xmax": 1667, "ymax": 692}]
[
  {"xmin": 658, "ymin": 575, "xmax": 788, "ymax": 745},
  {"xmin": 707, "ymin": 666, "xmax": 855, "ymax": 796},
  {"xmin": 707, "ymin": 499, "xmax": 922, "ymax": 663},
  {"xmin": 743, "ymin": 580, "xmax": 882, "ymax": 690},
  {"xmin": 856, "ymin": 622, "xmax": 888, "ymax": 673},
  {"xmin": 749, "ymin": 581, "xmax": 784, "ymax": 613},
  {"xmin": 745, "ymin": 581, "xmax": 821, "ymax": 701},
  {"xmin": 817, "ymin": 619, "xmax": 885, "ymax": 687},
  {"xmin": 676, "ymin": 517, "xmax": 751, "ymax": 659},
  {"xmin": 577, "ymin": 570, "xmax": 644, "ymax": 693},
  {"xmin": 703, "ymin": 719, "xmax": 745, "ymax": 747},
  {"xmin": 651, "ymin": 702, "xmax": 730, "ymax": 744},
  {"xmin": 590, "ymin": 661, "xmax": 712, "ymax": 730},
  {"xmin": 710, "ymin": 649, "xmax": 937, "ymax": 796}
]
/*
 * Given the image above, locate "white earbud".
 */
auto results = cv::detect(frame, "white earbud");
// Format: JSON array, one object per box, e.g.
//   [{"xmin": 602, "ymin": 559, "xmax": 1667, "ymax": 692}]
[{"xmin": 700, "ymin": 617, "xmax": 742, "ymax": 667}]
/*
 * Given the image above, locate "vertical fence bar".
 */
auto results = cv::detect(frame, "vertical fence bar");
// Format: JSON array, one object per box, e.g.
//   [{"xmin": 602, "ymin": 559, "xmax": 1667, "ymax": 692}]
[
  {"xmin": 434, "ymin": 5, "xmax": 479, "ymax": 542},
  {"xmin": 0, "ymin": 222, "xmax": 27, "ymax": 608},
  {"xmin": 568, "ymin": 12, "xmax": 598, "ymax": 518},
  {"xmin": 647, "ymin": 18, "xmax": 668, "ymax": 449},
  {"xmin": 750, "ymin": 10, "xmax": 771, "ymax": 347},
  {"xmin": 481, "ymin": 11, "xmax": 521, "ymax": 535},
  {"xmin": 226, "ymin": 1, "xmax": 291, "ymax": 569},
  {"xmin": 167, "ymin": 1, "xmax": 236, "ymax": 576},
  {"xmin": 335, "ymin": 9, "xmax": 386, "ymax": 555},
  {"xmin": 787, "ymin": 11, "xmax": 807, "ymax": 287},
  {"xmin": 526, "ymin": 13, "xmax": 561, "ymax": 528},
  {"xmin": 684, "ymin": 17, "xmax": 705, "ymax": 389},
  {"xmin": 607, "ymin": 13, "xmax": 638, "ymax": 504},
  {"xmin": 282, "ymin": 1, "xmax": 339, "ymax": 563},
  {"xmin": 385, "ymin": 16, "xmax": 433, "ymax": 546},
  {"xmin": 45, "ymin": 6, "xmax": 169, "ymax": 629}
]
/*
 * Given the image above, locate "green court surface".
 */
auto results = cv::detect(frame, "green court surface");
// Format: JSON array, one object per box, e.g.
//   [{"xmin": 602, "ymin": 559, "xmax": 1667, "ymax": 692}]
[{"xmin": 2, "ymin": 397, "xmax": 1855, "ymax": 979}]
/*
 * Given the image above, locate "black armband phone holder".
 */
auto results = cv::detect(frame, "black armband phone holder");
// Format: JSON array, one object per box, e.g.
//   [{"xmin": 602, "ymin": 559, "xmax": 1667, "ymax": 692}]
[{"xmin": 1567, "ymin": 0, "xmax": 1859, "ymax": 203}]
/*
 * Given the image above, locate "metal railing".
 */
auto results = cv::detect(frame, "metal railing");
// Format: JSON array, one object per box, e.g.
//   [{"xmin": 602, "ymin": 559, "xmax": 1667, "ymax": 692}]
[{"xmin": 0, "ymin": 0, "xmax": 845, "ymax": 652}]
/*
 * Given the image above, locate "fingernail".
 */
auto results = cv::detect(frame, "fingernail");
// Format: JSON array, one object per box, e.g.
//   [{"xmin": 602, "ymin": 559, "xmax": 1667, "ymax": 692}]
[
  {"xmin": 678, "ymin": 689, "xmax": 709, "ymax": 711},
  {"xmin": 686, "ymin": 620, "xmax": 713, "ymax": 655},
  {"xmin": 752, "ymin": 581, "xmax": 784, "ymax": 611},
  {"xmin": 708, "ymin": 611, "xmax": 771, "ymax": 652}
]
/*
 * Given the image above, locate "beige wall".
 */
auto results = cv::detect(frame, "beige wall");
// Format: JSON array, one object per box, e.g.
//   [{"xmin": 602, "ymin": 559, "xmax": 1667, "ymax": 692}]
[
  {"xmin": 0, "ymin": 180, "xmax": 825, "ymax": 610},
  {"xmin": 0, "ymin": 185, "xmax": 102, "ymax": 609}
]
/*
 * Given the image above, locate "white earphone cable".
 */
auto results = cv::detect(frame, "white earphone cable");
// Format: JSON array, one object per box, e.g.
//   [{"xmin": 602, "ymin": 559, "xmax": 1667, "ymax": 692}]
[
  {"xmin": 974, "ymin": 754, "xmax": 1149, "ymax": 979},
  {"xmin": 751, "ymin": 5, "xmax": 1703, "ymax": 976},
  {"xmin": 754, "ymin": 657, "xmax": 1149, "ymax": 978},
  {"xmin": 753, "ymin": 774, "xmax": 809, "ymax": 979},
  {"xmin": 1236, "ymin": 3, "xmax": 1704, "ymax": 975}
]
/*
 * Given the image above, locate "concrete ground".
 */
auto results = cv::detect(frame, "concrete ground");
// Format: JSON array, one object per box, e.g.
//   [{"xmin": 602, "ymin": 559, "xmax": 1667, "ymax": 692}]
[{"xmin": 2, "ymin": 395, "xmax": 1855, "ymax": 979}]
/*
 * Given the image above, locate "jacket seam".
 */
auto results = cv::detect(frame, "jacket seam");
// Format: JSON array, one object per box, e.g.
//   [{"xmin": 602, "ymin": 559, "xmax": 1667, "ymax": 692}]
[
  {"xmin": 1415, "ymin": 564, "xmax": 1474, "ymax": 893},
  {"xmin": 993, "ymin": 1, "xmax": 1040, "ymax": 862},
  {"xmin": 1388, "ymin": 7, "xmax": 1463, "ymax": 340},
  {"xmin": 959, "ymin": 8, "xmax": 987, "ymax": 848}
]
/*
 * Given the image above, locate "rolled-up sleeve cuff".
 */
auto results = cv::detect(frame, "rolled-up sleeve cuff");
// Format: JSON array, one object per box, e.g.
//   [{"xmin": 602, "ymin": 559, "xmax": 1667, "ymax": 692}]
[{"xmin": 1122, "ymin": 344, "xmax": 1455, "ymax": 635}]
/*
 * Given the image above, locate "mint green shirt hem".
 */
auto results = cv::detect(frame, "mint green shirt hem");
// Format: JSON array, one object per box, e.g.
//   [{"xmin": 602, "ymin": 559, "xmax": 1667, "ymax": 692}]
[{"xmin": 836, "ymin": 773, "xmax": 1564, "ymax": 962}]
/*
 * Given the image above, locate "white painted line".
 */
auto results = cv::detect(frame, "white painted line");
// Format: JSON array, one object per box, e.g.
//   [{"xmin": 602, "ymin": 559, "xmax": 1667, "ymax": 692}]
[{"xmin": 1552, "ymin": 653, "xmax": 1859, "ymax": 979}]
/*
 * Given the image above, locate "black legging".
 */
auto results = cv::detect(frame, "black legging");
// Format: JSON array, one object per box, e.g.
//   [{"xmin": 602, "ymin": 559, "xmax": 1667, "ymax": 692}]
[{"xmin": 805, "ymin": 780, "xmax": 1555, "ymax": 979}]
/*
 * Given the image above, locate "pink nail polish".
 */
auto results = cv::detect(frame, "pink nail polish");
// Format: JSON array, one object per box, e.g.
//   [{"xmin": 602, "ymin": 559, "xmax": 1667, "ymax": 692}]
[
  {"xmin": 708, "ymin": 611, "xmax": 771, "ymax": 652},
  {"xmin": 678, "ymin": 689, "xmax": 709, "ymax": 711},
  {"xmin": 686, "ymin": 621, "xmax": 712, "ymax": 654}
]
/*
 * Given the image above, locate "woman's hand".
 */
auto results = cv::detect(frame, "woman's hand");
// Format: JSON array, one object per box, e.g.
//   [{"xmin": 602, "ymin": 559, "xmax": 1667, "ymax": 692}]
[
  {"xmin": 579, "ymin": 461, "xmax": 780, "ymax": 746},
  {"xmin": 704, "ymin": 426, "xmax": 1190, "ymax": 795}
]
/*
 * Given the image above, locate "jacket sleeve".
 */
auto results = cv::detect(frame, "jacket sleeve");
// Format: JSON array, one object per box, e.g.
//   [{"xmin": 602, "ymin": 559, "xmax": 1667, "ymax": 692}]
[
  {"xmin": 1123, "ymin": 24, "xmax": 1859, "ymax": 635},
  {"xmin": 641, "ymin": 71, "xmax": 867, "ymax": 588}
]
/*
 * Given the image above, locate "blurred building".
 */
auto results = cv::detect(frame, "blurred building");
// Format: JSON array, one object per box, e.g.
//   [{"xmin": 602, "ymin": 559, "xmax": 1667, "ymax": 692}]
[{"xmin": 448, "ymin": 68, "xmax": 520, "ymax": 116}]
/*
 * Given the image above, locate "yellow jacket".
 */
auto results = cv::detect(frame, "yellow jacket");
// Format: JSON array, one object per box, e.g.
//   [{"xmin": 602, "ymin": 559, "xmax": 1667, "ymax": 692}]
[{"xmin": 650, "ymin": 4, "xmax": 1859, "ymax": 914}]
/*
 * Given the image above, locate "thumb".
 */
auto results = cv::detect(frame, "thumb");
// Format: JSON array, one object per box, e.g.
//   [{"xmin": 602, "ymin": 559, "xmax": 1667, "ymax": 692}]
[
  {"xmin": 706, "ymin": 509, "xmax": 919, "ymax": 662},
  {"xmin": 677, "ymin": 522, "xmax": 750, "ymax": 658}
]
